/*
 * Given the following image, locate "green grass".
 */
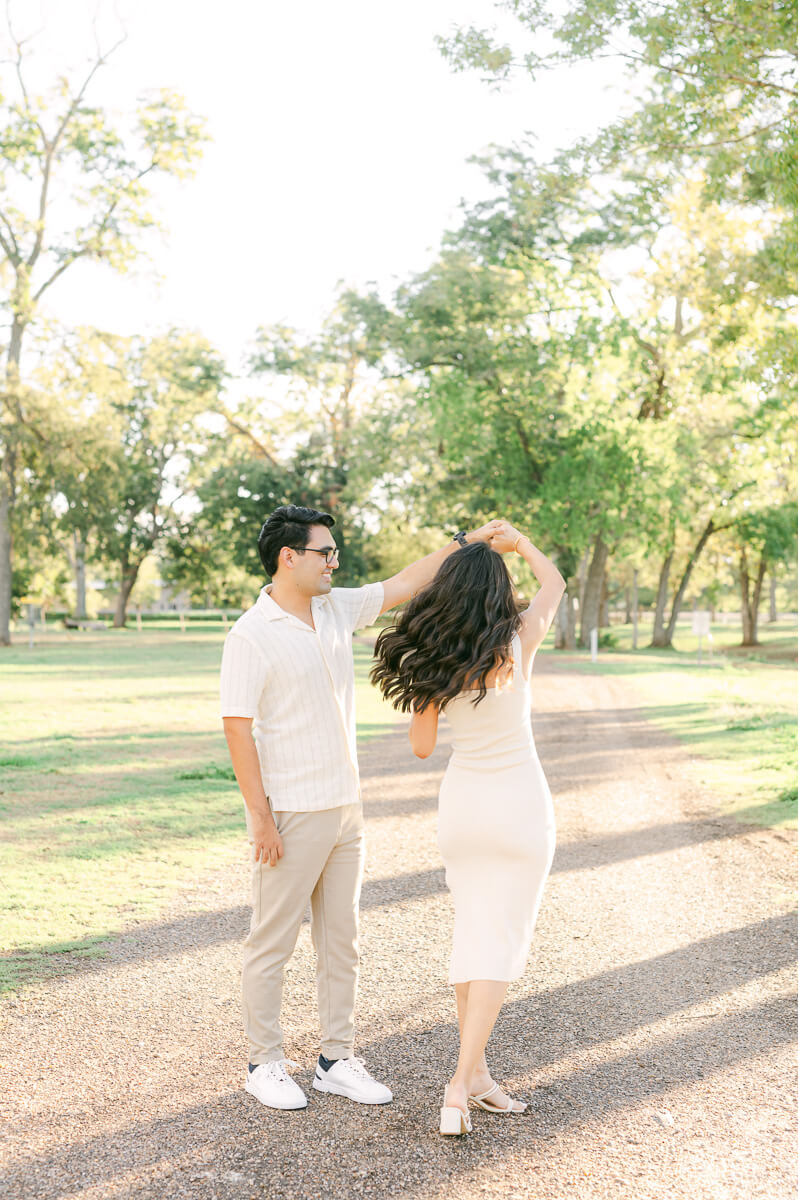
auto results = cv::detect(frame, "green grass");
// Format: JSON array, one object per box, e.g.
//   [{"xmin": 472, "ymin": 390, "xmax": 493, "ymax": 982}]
[
  {"xmin": 0, "ymin": 627, "xmax": 400, "ymax": 994},
  {"xmin": 2, "ymin": 616, "xmax": 795, "ymax": 995},
  {"xmin": 553, "ymin": 615, "xmax": 798, "ymax": 830}
]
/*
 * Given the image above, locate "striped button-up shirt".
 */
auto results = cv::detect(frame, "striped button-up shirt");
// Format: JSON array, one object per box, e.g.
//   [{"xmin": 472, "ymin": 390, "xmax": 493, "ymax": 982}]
[{"xmin": 220, "ymin": 582, "xmax": 384, "ymax": 812}]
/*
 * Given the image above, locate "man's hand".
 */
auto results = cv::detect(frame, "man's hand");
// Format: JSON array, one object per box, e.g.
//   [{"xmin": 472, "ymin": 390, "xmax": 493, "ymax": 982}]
[
  {"xmin": 252, "ymin": 813, "xmax": 284, "ymax": 867},
  {"xmin": 468, "ymin": 519, "xmax": 504, "ymax": 544}
]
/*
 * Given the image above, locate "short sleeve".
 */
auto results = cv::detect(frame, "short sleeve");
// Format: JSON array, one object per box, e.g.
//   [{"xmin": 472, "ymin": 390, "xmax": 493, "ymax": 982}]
[
  {"xmin": 329, "ymin": 582, "xmax": 384, "ymax": 634},
  {"xmin": 220, "ymin": 632, "xmax": 268, "ymax": 718}
]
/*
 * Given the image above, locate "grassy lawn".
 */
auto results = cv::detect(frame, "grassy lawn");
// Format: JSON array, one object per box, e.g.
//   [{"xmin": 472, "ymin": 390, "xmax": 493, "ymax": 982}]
[
  {"xmin": 554, "ymin": 614, "xmax": 798, "ymax": 831},
  {"xmin": 0, "ymin": 626, "xmax": 401, "ymax": 994}
]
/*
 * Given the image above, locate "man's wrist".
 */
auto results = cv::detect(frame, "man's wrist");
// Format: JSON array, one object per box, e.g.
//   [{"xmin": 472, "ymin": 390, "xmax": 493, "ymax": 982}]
[{"xmin": 247, "ymin": 798, "xmax": 274, "ymax": 825}]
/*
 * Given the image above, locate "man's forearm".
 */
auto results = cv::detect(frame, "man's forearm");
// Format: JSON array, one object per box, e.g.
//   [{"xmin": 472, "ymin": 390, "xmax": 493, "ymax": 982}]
[
  {"xmin": 223, "ymin": 722, "xmax": 274, "ymax": 825},
  {"xmin": 396, "ymin": 524, "xmax": 496, "ymax": 593},
  {"xmin": 395, "ymin": 538, "xmax": 460, "ymax": 595}
]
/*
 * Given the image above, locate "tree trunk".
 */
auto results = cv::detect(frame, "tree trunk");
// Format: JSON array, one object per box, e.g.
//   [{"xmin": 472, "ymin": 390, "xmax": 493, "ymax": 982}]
[
  {"xmin": 577, "ymin": 546, "xmax": 589, "ymax": 614},
  {"xmin": 579, "ymin": 535, "xmax": 609, "ymax": 648},
  {"xmin": 1, "ymin": 317, "xmax": 26, "ymax": 647},
  {"xmin": 740, "ymin": 549, "xmax": 767, "ymax": 646},
  {"xmin": 73, "ymin": 531, "xmax": 87, "ymax": 619},
  {"xmin": 599, "ymin": 569, "xmax": 610, "ymax": 628},
  {"xmin": 624, "ymin": 584, "xmax": 632, "ymax": 624},
  {"xmin": 555, "ymin": 588, "xmax": 577, "ymax": 650},
  {"xmin": 0, "ymin": 463, "xmax": 12, "ymax": 646},
  {"xmin": 632, "ymin": 569, "xmax": 639, "ymax": 649},
  {"xmin": 768, "ymin": 574, "xmax": 777, "ymax": 623},
  {"xmin": 650, "ymin": 549, "xmax": 673, "ymax": 647},
  {"xmin": 663, "ymin": 518, "xmax": 718, "ymax": 647},
  {"xmin": 114, "ymin": 561, "xmax": 142, "ymax": 628}
]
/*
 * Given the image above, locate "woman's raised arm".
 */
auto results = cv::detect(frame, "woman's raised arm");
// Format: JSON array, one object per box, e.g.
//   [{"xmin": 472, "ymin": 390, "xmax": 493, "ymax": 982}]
[{"xmin": 489, "ymin": 522, "xmax": 566, "ymax": 668}]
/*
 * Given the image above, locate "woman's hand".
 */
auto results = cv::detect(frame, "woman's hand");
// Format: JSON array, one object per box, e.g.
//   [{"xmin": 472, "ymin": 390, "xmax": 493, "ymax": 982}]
[{"xmin": 488, "ymin": 520, "xmax": 526, "ymax": 555}]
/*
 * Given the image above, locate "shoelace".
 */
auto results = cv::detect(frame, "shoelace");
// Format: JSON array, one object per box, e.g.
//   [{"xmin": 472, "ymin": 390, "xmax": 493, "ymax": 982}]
[
  {"xmin": 259, "ymin": 1058, "xmax": 299, "ymax": 1083},
  {"xmin": 339, "ymin": 1056, "xmax": 372, "ymax": 1080}
]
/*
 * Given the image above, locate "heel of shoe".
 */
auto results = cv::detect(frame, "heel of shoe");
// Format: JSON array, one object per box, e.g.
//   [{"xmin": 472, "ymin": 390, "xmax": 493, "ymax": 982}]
[{"xmin": 440, "ymin": 1104, "xmax": 468, "ymax": 1135}]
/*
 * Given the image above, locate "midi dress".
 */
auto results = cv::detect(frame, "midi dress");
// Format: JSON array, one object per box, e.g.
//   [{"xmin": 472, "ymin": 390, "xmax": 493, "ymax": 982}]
[{"xmin": 437, "ymin": 633, "xmax": 556, "ymax": 984}]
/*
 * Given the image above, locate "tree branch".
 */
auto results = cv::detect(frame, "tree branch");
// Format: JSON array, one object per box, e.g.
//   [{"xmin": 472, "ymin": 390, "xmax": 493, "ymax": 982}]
[
  {"xmin": 31, "ymin": 247, "xmax": 91, "ymax": 303},
  {"xmin": 0, "ymin": 213, "xmax": 20, "ymax": 263},
  {"xmin": 7, "ymin": 2, "xmax": 46, "ymax": 145},
  {"xmin": 616, "ymin": 45, "xmax": 798, "ymax": 100},
  {"xmin": 26, "ymin": 31, "xmax": 128, "ymax": 270},
  {"xmin": 220, "ymin": 412, "xmax": 279, "ymax": 466},
  {"xmin": 31, "ymin": 159, "xmax": 154, "ymax": 302}
]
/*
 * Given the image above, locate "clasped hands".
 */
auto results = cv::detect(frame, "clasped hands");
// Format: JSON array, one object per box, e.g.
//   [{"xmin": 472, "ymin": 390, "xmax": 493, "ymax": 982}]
[{"xmin": 470, "ymin": 519, "xmax": 526, "ymax": 555}]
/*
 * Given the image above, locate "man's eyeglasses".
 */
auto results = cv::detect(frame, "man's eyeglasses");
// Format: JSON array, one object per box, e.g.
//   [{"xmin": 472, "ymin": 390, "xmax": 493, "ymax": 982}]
[{"xmin": 299, "ymin": 547, "xmax": 340, "ymax": 566}]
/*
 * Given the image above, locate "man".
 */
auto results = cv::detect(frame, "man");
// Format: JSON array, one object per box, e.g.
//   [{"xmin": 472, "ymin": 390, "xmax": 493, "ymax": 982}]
[{"xmin": 221, "ymin": 504, "xmax": 501, "ymax": 1111}]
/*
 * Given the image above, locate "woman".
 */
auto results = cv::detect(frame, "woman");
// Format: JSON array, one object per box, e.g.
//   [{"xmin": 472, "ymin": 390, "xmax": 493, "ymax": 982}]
[{"xmin": 371, "ymin": 521, "xmax": 565, "ymax": 1135}]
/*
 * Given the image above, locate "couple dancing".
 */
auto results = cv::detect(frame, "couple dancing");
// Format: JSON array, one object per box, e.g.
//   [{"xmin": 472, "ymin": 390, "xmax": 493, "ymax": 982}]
[{"xmin": 220, "ymin": 504, "xmax": 564, "ymax": 1135}]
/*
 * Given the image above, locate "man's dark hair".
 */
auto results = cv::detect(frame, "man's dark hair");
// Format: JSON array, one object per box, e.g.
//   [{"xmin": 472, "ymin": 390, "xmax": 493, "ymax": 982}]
[{"xmin": 257, "ymin": 505, "xmax": 335, "ymax": 577}]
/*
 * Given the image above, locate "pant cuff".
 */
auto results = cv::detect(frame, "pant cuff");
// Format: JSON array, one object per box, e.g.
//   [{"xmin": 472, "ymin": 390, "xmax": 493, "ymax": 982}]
[
  {"xmin": 249, "ymin": 1051, "xmax": 286, "ymax": 1065},
  {"xmin": 321, "ymin": 1042, "xmax": 354, "ymax": 1060}
]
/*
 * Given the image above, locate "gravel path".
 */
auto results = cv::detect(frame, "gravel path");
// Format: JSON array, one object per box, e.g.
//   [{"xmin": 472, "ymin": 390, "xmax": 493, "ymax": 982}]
[{"xmin": 2, "ymin": 656, "xmax": 796, "ymax": 1200}]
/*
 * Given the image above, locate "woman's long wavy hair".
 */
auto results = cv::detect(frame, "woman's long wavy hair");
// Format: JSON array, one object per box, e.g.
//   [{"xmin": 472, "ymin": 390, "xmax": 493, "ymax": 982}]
[{"xmin": 371, "ymin": 542, "xmax": 522, "ymax": 712}]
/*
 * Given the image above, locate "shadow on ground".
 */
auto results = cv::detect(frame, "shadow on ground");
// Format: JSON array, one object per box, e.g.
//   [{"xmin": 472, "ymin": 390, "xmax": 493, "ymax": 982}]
[{"xmin": 4, "ymin": 909, "xmax": 796, "ymax": 1199}]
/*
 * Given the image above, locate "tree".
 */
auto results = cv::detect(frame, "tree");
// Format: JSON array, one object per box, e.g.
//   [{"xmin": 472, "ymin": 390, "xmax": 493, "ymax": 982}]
[
  {"xmin": 0, "ymin": 25, "xmax": 206, "ymax": 642},
  {"xmin": 97, "ymin": 332, "xmax": 223, "ymax": 626},
  {"xmin": 43, "ymin": 330, "xmax": 223, "ymax": 626},
  {"xmin": 733, "ymin": 505, "xmax": 798, "ymax": 646},
  {"xmin": 438, "ymin": 4, "xmax": 798, "ymax": 647},
  {"xmin": 247, "ymin": 290, "xmax": 406, "ymax": 584},
  {"xmin": 372, "ymin": 153, "xmax": 675, "ymax": 647},
  {"xmin": 163, "ymin": 454, "xmax": 301, "ymax": 606}
]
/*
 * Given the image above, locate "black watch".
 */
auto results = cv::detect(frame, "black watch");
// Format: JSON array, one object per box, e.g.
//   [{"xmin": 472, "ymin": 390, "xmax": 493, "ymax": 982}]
[{"xmin": 453, "ymin": 530, "xmax": 468, "ymax": 548}]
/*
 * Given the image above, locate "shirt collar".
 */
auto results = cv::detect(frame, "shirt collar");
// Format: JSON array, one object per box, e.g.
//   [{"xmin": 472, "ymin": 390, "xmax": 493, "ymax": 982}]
[{"xmin": 256, "ymin": 585, "xmax": 329, "ymax": 622}]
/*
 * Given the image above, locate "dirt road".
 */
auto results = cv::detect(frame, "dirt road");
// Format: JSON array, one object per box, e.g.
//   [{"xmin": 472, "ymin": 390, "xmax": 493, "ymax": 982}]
[{"xmin": 2, "ymin": 657, "xmax": 796, "ymax": 1199}]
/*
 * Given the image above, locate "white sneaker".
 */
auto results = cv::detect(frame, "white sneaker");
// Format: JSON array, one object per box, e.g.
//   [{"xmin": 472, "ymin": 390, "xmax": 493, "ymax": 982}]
[
  {"xmin": 313, "ymin": 1056, "xmax": 392, "ymax": 1105},
  {"xmin": 245, "ymin": 1059, "xmax": 308, "ymax": 1110}
]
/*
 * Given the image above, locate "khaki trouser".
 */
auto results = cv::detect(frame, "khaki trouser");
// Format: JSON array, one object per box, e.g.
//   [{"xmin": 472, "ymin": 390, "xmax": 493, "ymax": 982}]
[{"xmin": 242, "ymin": 802, "xmax": 365, "ymax": 1065}]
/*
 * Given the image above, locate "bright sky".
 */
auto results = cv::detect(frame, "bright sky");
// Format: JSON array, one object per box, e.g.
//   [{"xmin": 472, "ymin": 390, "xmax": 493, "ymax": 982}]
[{"xmin": 7, "ymin": 0, "xmax": 623, "ymax": 370}]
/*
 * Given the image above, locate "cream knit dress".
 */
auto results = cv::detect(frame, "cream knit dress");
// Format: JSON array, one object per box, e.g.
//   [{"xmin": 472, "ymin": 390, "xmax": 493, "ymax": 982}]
[{"xmin": 437, "ymin": 633, "xmax": 556, "ymax": 984}]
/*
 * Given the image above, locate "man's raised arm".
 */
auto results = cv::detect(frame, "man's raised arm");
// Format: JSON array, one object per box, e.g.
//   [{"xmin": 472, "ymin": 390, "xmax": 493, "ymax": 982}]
[{"xmin": 379, "ymin": 520, "xmax": 503, "ymax": 615}]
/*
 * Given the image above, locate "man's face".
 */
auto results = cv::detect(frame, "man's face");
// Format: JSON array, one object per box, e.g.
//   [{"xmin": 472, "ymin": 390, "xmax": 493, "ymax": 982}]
[{"xmin": 288, "ymin": 524, "xmax": 339, "ymax": 596}]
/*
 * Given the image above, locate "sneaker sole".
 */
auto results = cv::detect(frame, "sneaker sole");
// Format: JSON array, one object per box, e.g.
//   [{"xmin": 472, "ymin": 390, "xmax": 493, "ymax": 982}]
[
  {"xmin": 245, "ymin": 1078, "xmax": 308, "ymax": 1110},
  {"xmin": 312, "ymin": 1075, "xmax": 392, "ymax": 1105}
]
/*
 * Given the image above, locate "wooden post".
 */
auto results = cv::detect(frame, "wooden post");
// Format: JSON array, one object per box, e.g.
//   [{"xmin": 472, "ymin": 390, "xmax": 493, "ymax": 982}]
[{"xmin": 632, "ymin": 570, "xmax": 639, "ymax": 650}]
